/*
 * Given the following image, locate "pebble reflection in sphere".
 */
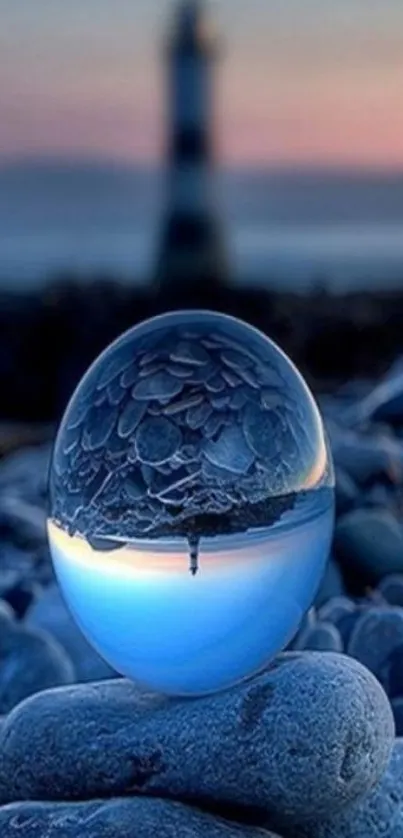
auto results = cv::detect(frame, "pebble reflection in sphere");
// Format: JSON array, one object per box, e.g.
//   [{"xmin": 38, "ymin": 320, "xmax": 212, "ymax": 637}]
[{"xmin": 48, "ymin": 310, "xmax": 335, "ymax": 696}]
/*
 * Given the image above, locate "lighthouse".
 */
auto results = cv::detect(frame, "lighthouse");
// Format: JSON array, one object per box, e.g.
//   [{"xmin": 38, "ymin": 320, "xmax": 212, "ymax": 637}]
[{"xmin": 154, "ymin": 0, "xmax": 229, "ymax": 293}]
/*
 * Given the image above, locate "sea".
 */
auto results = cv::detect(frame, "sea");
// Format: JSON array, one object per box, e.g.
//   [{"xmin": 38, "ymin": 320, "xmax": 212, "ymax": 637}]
[{"xmin": 2, "ymin": 160, "xmax": 403, "ymax": 294}]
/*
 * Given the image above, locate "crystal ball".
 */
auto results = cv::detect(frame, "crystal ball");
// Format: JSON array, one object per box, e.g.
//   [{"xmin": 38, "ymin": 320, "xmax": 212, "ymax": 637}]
[{"xmin": 48, "ymin": 310, "xmax": 334, "ymax": 696}]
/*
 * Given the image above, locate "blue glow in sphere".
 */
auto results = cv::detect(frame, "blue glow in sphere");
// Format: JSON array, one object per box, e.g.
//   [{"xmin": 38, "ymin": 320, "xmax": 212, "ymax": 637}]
[{"xmin": 48, "ymin": 310, "xmax": 334, "ymax": 696}]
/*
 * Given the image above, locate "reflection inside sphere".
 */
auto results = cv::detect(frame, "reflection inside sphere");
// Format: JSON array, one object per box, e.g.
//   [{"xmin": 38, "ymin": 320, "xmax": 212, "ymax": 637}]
[{"xmin": 48, "ymin": 310, "xmax": 335, "ymax": 696}]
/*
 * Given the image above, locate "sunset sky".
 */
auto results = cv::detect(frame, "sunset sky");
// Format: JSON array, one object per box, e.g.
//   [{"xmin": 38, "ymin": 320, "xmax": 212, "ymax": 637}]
[{"xmin": 1, "ymin": 0, "xmax": 403, "ymax": 168}]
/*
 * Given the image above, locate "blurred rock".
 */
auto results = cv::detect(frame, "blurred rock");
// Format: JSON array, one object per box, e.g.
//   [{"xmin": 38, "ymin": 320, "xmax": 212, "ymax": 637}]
[
  {"xmin": 0, "ymin": 798, "xmax": 276, "ymax": 838},
  {"xmin": 347, "ymin": 606, "xmax": 403, "ymax": 695},
  {"xmin": 25, "ymin": 584, "xmax": 116, "ymax": 682},
  {"xmin": 0, "ymin": 608, "xmax": 75, "ymax": 714},
  {"xmin": 0, "ymin": 653, "xmax": 393, "ymax": 829},
  {"xmin": 318, "ymin": 596, "xmax": 356, "ymax": 626},
  {"xmin": 335, "ymin": 468, "xmax": 358, "ymax": 516},
  {"xmin": 4, "ymin": 579, "xmax": 40, "ymax": 618},
  {"xmin": 288, "ymin": 607, "xmax": 316, "ymax": 650},
  {"xmin": 296, "ymin": 622, "xmax": 343, "ymax": 653},
  {"xmin": 335, "ymin": 508, "xmax": 403, "ymax": 584},
  {"xmin": 347, "ymin": 369, "xmax": 403, "ymax": 427},
  {"xmin": 391, "ymin": 698, "xmax": 403, "ymax": 737},
  {"xmin": 378, "ymin": 574, "xmax": 403, "ymax": 607},
  {"xmin": 314, "ymin": 558, "xmax": 345, "ymax": 609},
  {"xmin": 331, "ymin": 432, "xmax": 403, "ymax": 487},
  {"xmin": 291, "ymin": 738, "xmax": 403, "ymax": 838}
]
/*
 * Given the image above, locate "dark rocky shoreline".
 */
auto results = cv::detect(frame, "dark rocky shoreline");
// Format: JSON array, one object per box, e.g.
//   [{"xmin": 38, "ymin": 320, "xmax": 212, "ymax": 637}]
[{"xmin": 2, "ymin": 277, "xmax": 403, "ymax": 425}]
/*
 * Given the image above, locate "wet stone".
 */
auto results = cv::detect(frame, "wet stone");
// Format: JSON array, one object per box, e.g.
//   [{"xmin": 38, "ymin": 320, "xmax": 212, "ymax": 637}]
[
  {"xmin": 261, "ymin": 389, "xmax": 285, "ymax": 410},
  {"xmin": 203, "ymin": 425, "xmax": 255, "ymax": 475},
  {"xmin": 124, "ymin": 473, "xmax": 148, "ymax": 502},
  {"xmin": 135, "ymin": 418, "xmax": 182, "ymax": 466},
  {"xmin": 117, "ymin": 400, "xmax": 147, "ymax": 439},
  {"xmin": 163, "ymin": 394, "xmax": 204, "ymax": 416},
  {"xmin": 205, "ymin": 375, "xmax": 226, "ymax": 394},
  {"xmin": 204, "ymin": 412, "xmax": 228, "ymax": 440},
  {"xmin": 221, "ymin": 369, "xmax": 242, "ymax": 388},
  {"xmin": 120, "ymin": 365, "xmax": 139, "ymax": 389},
  {"xmin": 347, "ymin": 606, "xmax": 403, "ymax": 694},
  {"xmin": 132, "ymin": 372, "xmax": 183, "ymax": 402},
  {"xmin": 106, "ymin": 378, "xmax": 126, "ymax": 406},
  {"xmin": 220, "ymin": 348, "xmax": 253, "ymax": 372},
  {"xmin": 166, "ymin": 362, "xmax": 194, "ymax": 379},
  {"xmin": 95, "ymin": 348, "xmax": 135, "ymax": 391},
  {"xmin": 186, "ymin": 401, "xmax": 213, "ymax": 430},
  {"xmin": 243, "ymin": 403, "xmax": 283, "ymax": 461},
  {"xmin": 170, "ymin": 340, "xmax": 211, "ymax": 367}
]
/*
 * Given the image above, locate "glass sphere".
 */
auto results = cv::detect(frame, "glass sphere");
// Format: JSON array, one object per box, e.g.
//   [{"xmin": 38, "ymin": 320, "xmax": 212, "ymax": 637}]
[{"xmin": 48, "ymin": 310, "xmax": 334, "ymax": 696}]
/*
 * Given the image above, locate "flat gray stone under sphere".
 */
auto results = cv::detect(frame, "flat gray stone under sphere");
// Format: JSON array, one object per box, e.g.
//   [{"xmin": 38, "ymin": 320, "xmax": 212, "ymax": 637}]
[
  {"xmin": 0, "ymin": 653, "xmax": 394, "ymax": 828},
  {"xmin": 0, "ymin": 798, "xmax": 278, "ymax": 838},
  {"xmin": 0, "ymin": 607, "xmax": 75, "ymax": 714},
  {"xmin": 290, "ymin": 738, "xmax": 403, "ymax": 838}
]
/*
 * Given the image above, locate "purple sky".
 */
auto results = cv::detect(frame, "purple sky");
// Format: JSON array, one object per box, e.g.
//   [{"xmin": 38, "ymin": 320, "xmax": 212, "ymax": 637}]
[{"xmin": 1, "ymin": 0, "xmax": 403, "ymax": 167}]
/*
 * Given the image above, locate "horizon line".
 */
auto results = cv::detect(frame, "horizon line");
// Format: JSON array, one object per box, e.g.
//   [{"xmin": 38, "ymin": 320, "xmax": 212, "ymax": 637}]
[{"xmin": 2, "ymin": 152, "xmax": 403, "ymax": 178}]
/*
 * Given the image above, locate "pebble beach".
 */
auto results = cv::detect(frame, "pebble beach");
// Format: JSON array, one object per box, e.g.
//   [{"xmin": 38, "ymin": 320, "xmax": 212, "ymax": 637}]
[{"xmin": 2, "ymin": 361, "xmax": 403, "ymax": 836}]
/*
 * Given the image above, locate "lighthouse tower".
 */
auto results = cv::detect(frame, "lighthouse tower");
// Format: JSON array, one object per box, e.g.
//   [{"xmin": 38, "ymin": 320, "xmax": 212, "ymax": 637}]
[{"xmin": 154, "ymin": 0, "xmax": 229, "ymax": 293}]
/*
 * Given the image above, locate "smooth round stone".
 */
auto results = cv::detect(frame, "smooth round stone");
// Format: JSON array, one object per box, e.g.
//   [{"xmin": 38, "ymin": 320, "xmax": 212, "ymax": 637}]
[
  {"xmin": 0, "ymin": 617, "xmax": 75, "ymax": 714},
  {"xmin": 318, "ymin": 596, "xmax": 356, "ymax": 626},
  {"xmin": 0, "ymin": 653, "xmax": 393, "ymax": 829},
  {"xmin": 347, "ymin": 606, "xmax": 403, "ymax": 694},
  {"xmin": 48, "ymin": 311, "xmax": 334, "ymax": 697},
  {"xmin": 335, "ymin": 509, "xmax": 403, "ymax": 584},
  {"xmin": 378, "ymin": 574, "xmax": 403, "ymax": 607},
  {"xmin": 292, "ymin": 739, "xmax": 403, "ymax": 838},
  {"xmin": 135, "ymin": 418, "xmax": 182, "ymax": 466},
  {"xmin": 25, "ymin": 584, "xmax": 116, "ymax": 683},
  {"xmin": 0, "ymin": 799, "xmax": 277, "ymax": 838},
  {"xmin": 296, "ymin": 621, "xmax": 343, "ymax": 652},
  {"xmin": 331, "ymin": 432, "xmax": 403, "ymax": 487}
]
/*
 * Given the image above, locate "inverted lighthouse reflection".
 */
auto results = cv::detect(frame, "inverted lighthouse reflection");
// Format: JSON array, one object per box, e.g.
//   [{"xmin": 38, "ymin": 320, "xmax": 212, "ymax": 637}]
[{"xmin": 48, "ymin": 487, "xmax": 333, "ymax": 696}]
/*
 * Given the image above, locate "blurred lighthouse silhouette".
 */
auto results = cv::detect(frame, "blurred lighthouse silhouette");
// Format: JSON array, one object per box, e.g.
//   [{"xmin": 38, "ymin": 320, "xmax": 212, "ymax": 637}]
[{"xmin": 153, "ymin": 0, "xmax": 230, "ymax": 293}]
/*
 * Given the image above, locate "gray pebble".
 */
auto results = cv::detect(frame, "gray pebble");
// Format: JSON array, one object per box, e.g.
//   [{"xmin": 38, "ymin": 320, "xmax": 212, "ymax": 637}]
[
  {"xmin": 0, "ymin": 798, "xmax": 277, "ymax": 838},
  {"xmin": 378, "ymin": 575, "xmax": 403, "ymax": 607},
  {"xmin": 318, "ymin": 596, "xmax": 356, "ymax": 626},
  {"xmin": 0, "ymin": 617, "xmax": 75, "ymax": 714},
  {"xmin": 335, "ymin": 509, "xmax": 403, "ymax": 583},
  {"xmin": 348, "ymin": 606, "xmax": 403, "ymax": 693},
  {"xmin": 135, "ymin": 418, "xmax": 182, "ymax": 465},
  {"xmin": 132, "ymin": 372, "xmax": 183, "ymax": 402},
  {"xmin": 118, "ymin": 400, "xmax": 147, "ymax": 439},
  {"xmin": 170, "ymin": 341, "xmax": 211, "ymax": 367},
  {"xmin": 297, "ymin": 622, "xmax": 343, "ymax": 653},
  {"xmin": 0, "ymin": 653, "xmax": 393, "ymax": 828},
  {"xmin": 25, "ymin": 585, "xmax": 116, "ymax": 683},
  {"xmin": 203, "ymin": 425, "xmax": 255, "ymax": 475}
]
